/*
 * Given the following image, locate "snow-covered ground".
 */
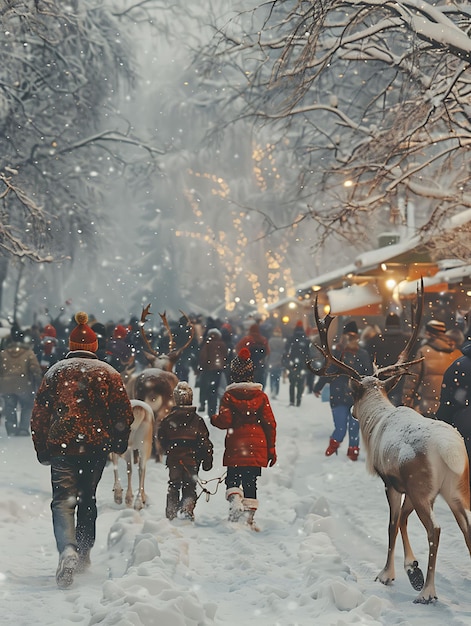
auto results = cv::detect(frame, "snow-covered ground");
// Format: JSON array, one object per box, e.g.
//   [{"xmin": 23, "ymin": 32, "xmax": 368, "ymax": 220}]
[{"xmin": 2, "ymin": 376, "xmax": 471, "ymax": 626}]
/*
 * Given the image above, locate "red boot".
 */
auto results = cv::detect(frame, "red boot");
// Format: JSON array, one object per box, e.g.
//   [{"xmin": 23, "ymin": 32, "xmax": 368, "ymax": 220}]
[
  {"xmin": 347, "ymin": 446, "xmax": 359, "ymax": 461},
  {"xmin": 325, "ymin": 438, "xmax": 340, "ymax": 456}
]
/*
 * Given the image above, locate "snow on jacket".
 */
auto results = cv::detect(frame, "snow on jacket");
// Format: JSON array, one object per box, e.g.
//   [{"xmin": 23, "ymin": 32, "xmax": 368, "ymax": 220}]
[
  {"xmin": 211, "ymin": 381, "xmax": 276, "ymax": 467},
  {"xmin": 402, "ymin": 334, "xmax": 462, "ymax": 417},
  {"xmin": 31, "ymin": 350, "xmax": 133, "ymax": 462},
  {"xmin": 158, "ymin": 405, "xmax": 214, "ymax": 470},
  {"xmin": 0, "ymin": 341, "xmax": 43, "ymax": 395},
  {"xmin": 313, "ymin": 344, "xmax": 373, "ymax": 407},
  {"xmin": 436, "ymin": 341, "xmax": 471, "ymax": 438}
]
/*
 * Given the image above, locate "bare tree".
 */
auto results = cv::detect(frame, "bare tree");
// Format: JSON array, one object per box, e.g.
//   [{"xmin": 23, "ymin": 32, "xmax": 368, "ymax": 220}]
[
  {"xmin": 0, "ymin": 0, "xmax": 164, "ymax": 315},
  {"xmin": 198, "ymin": 0, "xmax": 471, "ymax": 250}
]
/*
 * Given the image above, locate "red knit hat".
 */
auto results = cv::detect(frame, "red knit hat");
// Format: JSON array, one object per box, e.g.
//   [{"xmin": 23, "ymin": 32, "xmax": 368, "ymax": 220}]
[
  {"xmin": 43, "ymin": 324, "xmax": 57, "ymax": 338},
  {"xmin": 69, "ymin": 312, "xmax": 98, "ymax": 352},
  {"xmin": 113, "ymin": 324, "xmax": 128, "ymax": 340}
]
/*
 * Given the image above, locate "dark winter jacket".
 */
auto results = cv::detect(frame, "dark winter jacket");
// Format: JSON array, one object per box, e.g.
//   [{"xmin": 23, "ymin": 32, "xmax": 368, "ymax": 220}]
[
  {"xmin": 365, "ymin": 327, "xmax": 411, "ymax": 369},
  {"xmin": 158, "ymin": 405, "xmax": 213, "ymax": 470},
  {"xmin": 199, "ymin": 331, "xmax": 228, "ymax": 372},
  {"xmin": 236, "ymin": 324, "xmax": 270, "ymax": 367},
  {"xmin": 31, "ymin": 350, "xmax": 133, "ymax": 462},
  {"xmin": 365, "ymin": 326, "xmax": 411, "ymax": 405},
  {"xmin": 402, "ymin": 334, "xmax": 462, "ymax": 417},
  {"xmin": 436, "ymin": 341, "xmax": 471, "ymax": 438},
  {"xmin": 0, "ymin": 342, "xmax": 43, "ymax": 395},
  {"xmin": 282, "ymin": 327, "xmax": 311, "ymax": 372},
  {"xmin": 211, "ymin": 382, "xmax": 276, "ymax": 467},
  {"xmin": 313, "ymin": 344, "xmax": 373, "ymax": 407}
]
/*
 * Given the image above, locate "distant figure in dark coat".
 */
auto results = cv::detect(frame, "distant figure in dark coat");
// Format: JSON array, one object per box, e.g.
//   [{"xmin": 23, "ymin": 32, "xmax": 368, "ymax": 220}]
[
  {"xmin": 364, "ymin": 313, "xmax": 411, "ymax": 406},
  {"xmin": 283, "ymin": 322, "xmax": 311, "ymax": 407}
]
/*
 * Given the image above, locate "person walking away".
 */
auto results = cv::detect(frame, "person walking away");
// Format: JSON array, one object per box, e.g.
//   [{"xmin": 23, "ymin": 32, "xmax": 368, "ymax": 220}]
[
  {"xmin": 364, "ymin": 313, "xmax": 411, "ymax": 406},
  {"xmin": 0, "ymin": 322, "xmax": 43, "ymax": 436},
  {"xmin": 313, "ymin": 321, "xmax": 372, "ymax": 461},
  {"xmin": 436, "ymin": 339, "xmax": 471, "ymax": 501},
  {"xmin": 211, "ymin": 347, "xmax": 277, "ymax": 530},
  {"xmin": 158, "ymin": 381, "xmax": 213, "ymax": 521},
  {"xmin": 402, "ymin": 319, "xmax": 462, "ymax": 418},
  {"xmin": 105, "ymin": 324, "xmax": 134, "ymax": 373},
  {"xmin": 198, "ymin": 328, "xmax": 228, "ymax": 416},
  {"xmin": 235, "ymin": 323, "xmax": 270, "ymax": 388},
  {"xmin": 174, "ymin": 315, "xmax": 199, "ymax": 383},
  {"xmin": 31, "ymin": 312, "xmax": 133, "ymax": 589},
  {"xmin": 283, "ymin": 321, "xmax": 311, "ymax": 407},
  {"xmin": 267, "ymin": 327, "xmax": 285, "ymax": 399},
  {"xmin": 38, "ymin": 324, "xmax": 60, "ymax": 374}
]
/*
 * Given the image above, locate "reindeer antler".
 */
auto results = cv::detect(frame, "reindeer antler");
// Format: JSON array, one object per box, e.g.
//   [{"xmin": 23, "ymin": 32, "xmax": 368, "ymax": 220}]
[
  {"xmin": 375, "ymin": 278, "xmax": 425, "ymax": 379},
  {"xmin": 306, "ymin": 296, "xmax": 362, "ymax": 381},
  {"xmin": 140, "ymin": 304, "xmax": 159, "ymax": 357},
  {"xmin": 159, "ymin": 311, "xmax": 176, "ymax": 353}
]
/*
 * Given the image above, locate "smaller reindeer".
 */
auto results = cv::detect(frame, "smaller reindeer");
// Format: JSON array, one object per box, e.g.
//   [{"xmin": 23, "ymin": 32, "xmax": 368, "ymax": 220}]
[
  {"xmin": 308, "ymin": 281, "xmax": 471, "ymax": 604},
  {"xmin": 112, "ymin": 399, "xmax": 154, "ymax": 511},
  {"xmin": 126, "ymin": 307, "xmax": 195, "ymax": 462}
]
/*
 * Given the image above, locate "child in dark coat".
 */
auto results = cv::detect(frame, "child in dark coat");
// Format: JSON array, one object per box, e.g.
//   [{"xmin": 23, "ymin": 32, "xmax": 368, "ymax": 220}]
[{"xmin": 158, "ymin": 382, "xmax": 213, "ymax": 521}]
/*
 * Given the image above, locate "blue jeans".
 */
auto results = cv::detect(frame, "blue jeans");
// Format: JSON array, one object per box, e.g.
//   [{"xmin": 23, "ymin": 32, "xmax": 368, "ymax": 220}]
[
  {"xmin": 50, "ymin": 454, "xmax": 107, "ymax": 556},
  {"xmin": 331, "ymin": 405, "xmax": 359, "ymax": 447}
]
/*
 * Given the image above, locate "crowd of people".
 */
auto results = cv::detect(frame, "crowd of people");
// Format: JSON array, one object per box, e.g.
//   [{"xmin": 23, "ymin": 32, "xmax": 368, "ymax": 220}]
[{"xmin": 1, "ymin": 303, "xmax": 471, "ymax": 588}]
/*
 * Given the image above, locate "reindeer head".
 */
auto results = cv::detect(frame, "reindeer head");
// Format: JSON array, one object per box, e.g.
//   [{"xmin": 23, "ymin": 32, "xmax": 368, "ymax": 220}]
[
  {"xmin": 139, "ymin": 306, "xmax": 195, "ymax": 372},
  {"xmin": 307, "ymin": 279, "xmax": 424, "ymax": 402}
]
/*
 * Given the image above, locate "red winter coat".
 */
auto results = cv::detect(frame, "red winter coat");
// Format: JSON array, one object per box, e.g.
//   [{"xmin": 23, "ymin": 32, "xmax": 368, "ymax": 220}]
[{"xmin": 211, "ymin": 382, "xmax": 276, "ymax": 467}]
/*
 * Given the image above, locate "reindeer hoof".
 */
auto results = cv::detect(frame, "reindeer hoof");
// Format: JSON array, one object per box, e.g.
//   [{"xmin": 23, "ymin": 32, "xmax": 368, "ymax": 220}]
[
  {"xmin": 413, "ymin": 593, "xmax": 437, "ymax": 604},
  {"xmin": 406, "ymin": 561, "xmax": 424, "ymax": 591},
  {"xmin": 113, "ymin": 491, "xmax": 123, "ymax": 505}
]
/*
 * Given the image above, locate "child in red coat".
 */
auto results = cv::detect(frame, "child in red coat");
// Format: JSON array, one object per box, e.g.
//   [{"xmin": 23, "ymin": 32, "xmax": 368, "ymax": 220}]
[{"xmin": 211, "ymin": 347, "xmax": 277, "ymax": 529}]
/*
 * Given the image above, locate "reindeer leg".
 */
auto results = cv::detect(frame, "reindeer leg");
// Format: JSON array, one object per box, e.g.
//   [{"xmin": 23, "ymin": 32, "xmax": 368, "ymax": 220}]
[
  {"xmin": 410, "ymin": 501, "xmax": 440, "ymax": 604},
  {"xmin": 376, "ymin": 485, "xmax": 402, "ymax": 586},
  {"xmin": 125, "ymin": 458, "xmax": 133, "ymax": 507},
  {"xmin": 111, "ymin": 453, "xmax": 123, "ymax": 505},
  {"xmin": 134, "ymin": 455, "xmax": 147, "ymax": 511},
  {"xmin": 399, "ymin": 494, "xmax": 424, "ymax": 591}
]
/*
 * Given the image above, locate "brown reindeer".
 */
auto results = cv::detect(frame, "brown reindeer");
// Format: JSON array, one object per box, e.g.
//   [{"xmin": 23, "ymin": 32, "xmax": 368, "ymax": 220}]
[
  {"xmin": 126, "ymin": 307, "xmax": 195, "ymax": 462},
  {"xmin": 307, "ymin": 280, "xmax": 471, "ymax": 604}
]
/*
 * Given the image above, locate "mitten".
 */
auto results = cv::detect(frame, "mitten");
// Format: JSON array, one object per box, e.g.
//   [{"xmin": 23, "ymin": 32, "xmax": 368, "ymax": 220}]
[
  {"xmin": 37, "ymin": 450, "xmax": 51, "ymax": 465},
  {"xmin": 268, "ymin": 449, "xmax": 277, "ymax": 467},
  {"xmin": 202, "ymin": 458, "xmax": 213, "ymax": 471}
]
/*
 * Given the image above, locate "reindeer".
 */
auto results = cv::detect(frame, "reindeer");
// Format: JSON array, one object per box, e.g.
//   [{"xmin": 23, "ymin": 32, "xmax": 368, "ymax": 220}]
[
  {"xmin": 307, "ymin": 281, "xmax": 471, "ymax": 604},
  {"xmin": 126, "ymin": 307, "xmax": 195, "ymax": 462},
  {"xmin": 111, "ymin": 399, "xmax": 154, "ymax": 510}
]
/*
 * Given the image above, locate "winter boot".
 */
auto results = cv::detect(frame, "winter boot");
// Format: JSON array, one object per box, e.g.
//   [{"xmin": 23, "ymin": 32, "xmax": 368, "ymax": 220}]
[
  {"xmin": 76, "ymin": 550, "xmax": 91, "ymax": 574},
  {"xmin": 347, "ymin": 446, "xmax": 359, "ymax": 461},
  {"xmin": 56, "ymin": 545, "xmax": 78, "ymax": 589},
  {"xmin": 325, "ymin": 438, "xmax": 340, "ymax": 457},
  {"xmin": 226, "ymin": 487, "xmax": 244, "ymax": 522},
  {"xmin": 242, "ymin": 498, "xmax": 259, "ymax": 531}
]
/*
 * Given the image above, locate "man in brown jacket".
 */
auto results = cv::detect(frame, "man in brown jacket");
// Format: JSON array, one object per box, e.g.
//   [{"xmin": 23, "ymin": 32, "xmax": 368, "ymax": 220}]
[
  {"xmin": 0, "ymin": 322, "xmax": 42, "ymax": 436},
  {"xmin": 31, "ymin": 312, "xmax": 133, "ymax": 589},
  {"xmin": 402, "ymin": 319, "xmax": 462, "ymax": 418}
]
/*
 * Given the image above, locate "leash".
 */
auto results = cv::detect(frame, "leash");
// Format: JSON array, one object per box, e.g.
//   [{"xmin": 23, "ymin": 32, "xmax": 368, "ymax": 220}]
[{"xmin": 178, "ymin": 460, "xmax": 226, "ymax": 502}]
